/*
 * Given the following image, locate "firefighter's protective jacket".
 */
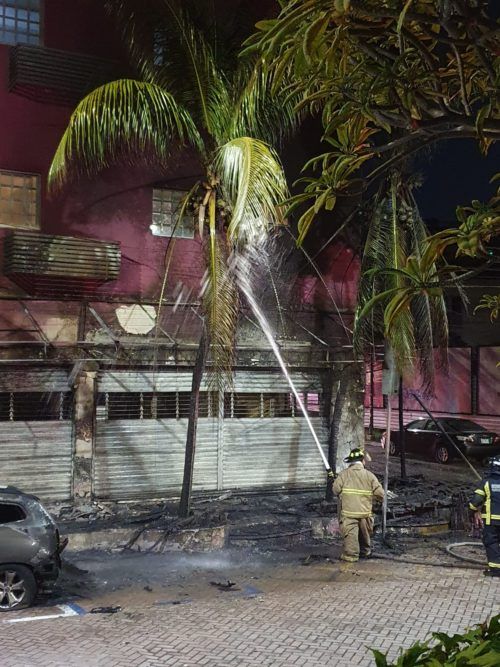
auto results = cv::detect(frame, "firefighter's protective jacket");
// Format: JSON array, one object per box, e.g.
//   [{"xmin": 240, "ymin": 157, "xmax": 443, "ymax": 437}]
[
  {"xmin": 332, "ymin": 462, "xmax": 384, "ymax": 519},
  {"xmin": 469, "ymin": 471, "xmax": 500, "ymax": 525}
]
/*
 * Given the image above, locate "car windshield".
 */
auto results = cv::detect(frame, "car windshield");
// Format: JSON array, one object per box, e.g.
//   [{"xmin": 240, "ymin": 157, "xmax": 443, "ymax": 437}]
[{"xmin": 441, "ymin": 419, "xmax": 485, "ymax": 432}]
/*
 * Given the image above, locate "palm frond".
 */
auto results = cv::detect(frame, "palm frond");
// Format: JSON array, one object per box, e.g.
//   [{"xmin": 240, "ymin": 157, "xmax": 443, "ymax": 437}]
[
  {"xmin": 103, "ymin": 0, "xmax": 160, "ymax": 83},
  {"xmin": 227, "ymin": 60, "xmax": 302, "ymax": 145},
  {"xmin": 48, "ymin": 79, "xmax": 202, "ymax": 191},
  {"xmin": 153, "ymin": 0, "xmax": 230, "ymax": 137},
  {"xmin": 355, "ymin": 176, "xmax": 450, "ymax": 389},
  {"xmin": 214, "ymin": 137, "xmax": 288, "ymax": 245}
]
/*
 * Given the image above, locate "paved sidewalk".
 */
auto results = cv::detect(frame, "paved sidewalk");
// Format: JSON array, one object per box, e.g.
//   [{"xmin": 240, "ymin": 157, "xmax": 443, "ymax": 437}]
[{"xmin": 3, "ymin": 555, "xmax": 499, "ymax": 667}]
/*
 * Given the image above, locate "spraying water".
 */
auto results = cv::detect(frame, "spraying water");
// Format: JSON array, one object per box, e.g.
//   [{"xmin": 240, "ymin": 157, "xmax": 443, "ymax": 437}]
[{"xmin": 234, "ymin": 249, "xmax": 332, "ymax": 473}]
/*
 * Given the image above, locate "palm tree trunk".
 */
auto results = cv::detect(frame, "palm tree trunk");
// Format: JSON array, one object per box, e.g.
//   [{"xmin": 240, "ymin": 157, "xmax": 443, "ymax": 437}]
[
  {"xmin": 178, "ymin": 329, "xmax": 209, "ymax": 518},
  {"xmin": 325, "ymin": 359, "xmax": 364, "ymax": 500},
  {"xmin": 325, "ymin": 376, "xmax": 343, "ymax": 502}
]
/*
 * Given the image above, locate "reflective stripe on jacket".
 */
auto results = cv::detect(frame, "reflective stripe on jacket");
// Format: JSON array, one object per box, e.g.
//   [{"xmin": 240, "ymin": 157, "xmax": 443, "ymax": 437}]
[
  {"xmin": 469, "ymin": 473, "xmax": 500, "ymax": 525},
  {"xmin": 332, "ymin": 462, "xmax": 384, "ymax": 519}
]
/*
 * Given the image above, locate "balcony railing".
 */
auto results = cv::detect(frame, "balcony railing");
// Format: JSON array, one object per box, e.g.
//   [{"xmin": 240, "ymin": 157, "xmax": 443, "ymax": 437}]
[
  {"xmin": 3, "ymin": 231, "xmax": 121, "ymax": 296},
  {"xmin": 9, "ymin": 45, "xmax": 121, "ymax": 106}
]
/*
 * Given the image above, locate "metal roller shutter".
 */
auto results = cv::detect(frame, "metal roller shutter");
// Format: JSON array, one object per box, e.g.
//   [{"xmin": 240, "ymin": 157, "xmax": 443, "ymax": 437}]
[
  {"xmin": 222, "ymin": 418, "xmax": 326, "ymax": 490},
  {"xmin": 93, "ymin": 418, "xmax": 218, "ymax": 500},
  {"xmin": 94, "ymin": 370, "xmax": 328, "ymax": 499},
  {"xmin": 0, "ymin": 369, "xmax": 73, "ymax": 501},
  {"xmin": 0, "ymin": 422, "xmax": 73, "ymax": 501}
]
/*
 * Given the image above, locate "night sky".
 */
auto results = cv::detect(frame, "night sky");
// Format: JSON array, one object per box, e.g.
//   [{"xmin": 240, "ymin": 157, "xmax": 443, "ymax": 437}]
[{"xmin": 415, "ymin": 140, "xmax": 500, "ymax": 224}]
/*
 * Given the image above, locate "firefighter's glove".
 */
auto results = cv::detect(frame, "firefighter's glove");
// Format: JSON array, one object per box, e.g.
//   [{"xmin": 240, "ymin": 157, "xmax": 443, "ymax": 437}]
[{"xmin": 327, "ymin": 469, "xmax": 337, "ymax": 482}]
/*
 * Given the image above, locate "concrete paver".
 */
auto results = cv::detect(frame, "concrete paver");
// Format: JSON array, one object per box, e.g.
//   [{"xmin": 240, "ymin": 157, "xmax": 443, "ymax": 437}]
[{"xmin": 3, "ymin": 554, "xmax": 499, "ymax": 667}]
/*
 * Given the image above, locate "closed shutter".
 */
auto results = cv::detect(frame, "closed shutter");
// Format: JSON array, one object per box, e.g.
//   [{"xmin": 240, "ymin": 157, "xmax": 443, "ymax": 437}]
[
  {"xmin": 222, "ymin": 417, "xmax": 326, "ymax": 489},
  {"xmin": 0, "ymin": 422, "xmax": 73, "ymax": 500},
  {"xmin": 94, "ymin": 370, "xmax": 219, "ymax": 500},
  {"xmin": 94, "ymin": 370, "xmax": 328, "ymax": 499},
  {"xmin": 0, "ymin": 369, "xmax": 73, "ymax": 500},
  {"xmin": 94, "ymin": 418, "xmax": 218, "ymax": 500},
  {"xmin": 222, "ymin": 371, "xmax": 327, "ymax": 490}
]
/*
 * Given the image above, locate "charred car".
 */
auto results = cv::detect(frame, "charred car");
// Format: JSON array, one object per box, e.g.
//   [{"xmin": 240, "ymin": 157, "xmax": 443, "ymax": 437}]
[
  {"xmin": 0, "ymin": 486, "xmax": 67, "ymax": 611},
  {"xmin": 383, "ymin": 417, "xmax": 500, "ymax": 464}
]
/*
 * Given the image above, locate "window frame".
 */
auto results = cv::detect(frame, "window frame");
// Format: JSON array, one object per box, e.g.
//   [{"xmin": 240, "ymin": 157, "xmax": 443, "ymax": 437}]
[
  {"xmin": 0, "ymin": 501, "xmax": 27, "ymax": 524},
  {"xmin": 0, "ymin": 168, "xmax": 41, "ymax": 230},
  {"xmin": 0, "ymin": 0, "xmax": 43, "ymax": 47},
  {"xmin": 406, "ymin": 419, "xmax": 428, "ymax": 431},
  {"xmin": 150, "ymin": 188, "xmax": 194, "ymax": 239},
  {"xmin": 0, "ymin": 391, "xmax": 73, "ymax": 421}
]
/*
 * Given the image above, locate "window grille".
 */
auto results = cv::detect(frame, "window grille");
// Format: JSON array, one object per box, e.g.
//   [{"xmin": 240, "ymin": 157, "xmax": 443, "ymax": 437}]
[
  {"xmin": 96, "ymin": 391, "xmax": 322, "ymax": 420},
  {"xmin": 150, "ymin": 189, "xmax": 194, "ymax": 238},
  {"xmin": 0, "ymin": 170, "xmax": 39, "ymax": 229},
  {"xmin": 0, "ymin": 392, "xmax": 73, "ymax": 421},
  {"xmin": 223, "ymin": 392, "xmax": 323, "ymax": 418},
  {"xmin": 98, "ymin": 392, "xmax": 218, "ymax": 420},
  {"xmin": 0, "ymin": 0, "xmax": 41, "ymax": 46}
]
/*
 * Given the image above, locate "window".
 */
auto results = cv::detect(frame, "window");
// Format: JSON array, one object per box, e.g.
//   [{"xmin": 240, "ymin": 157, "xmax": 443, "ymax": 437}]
[
  {"xmin": 151, "ymin": 189, "xmax": 194, "ymax": 238},
  {"xmin": 0, "ymin": 0, "xmax": 41, "ymax": 46},
  {"xmin": 406, "ymin": 419, "xmax": 428, "ymax": 431},
  {"xmin": 0, "ymin": 170, "xmax": 39, "ymax": 229},
  {"xmin": 442, "ymin": 418, "xmax": 484, "ymax": 433},
  {"xmin": 0, "ymin": 392, "xmax": 72, "ymax": 421},
  {"xmin": 0, "ymin": 502, "xmax": 26, "ymax": 523}
]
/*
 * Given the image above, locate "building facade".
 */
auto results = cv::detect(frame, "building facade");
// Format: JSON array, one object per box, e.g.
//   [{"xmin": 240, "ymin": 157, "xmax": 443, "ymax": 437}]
[{"xmin": 0, "ymin": 0, "xmax": 361, "ymax": 503}]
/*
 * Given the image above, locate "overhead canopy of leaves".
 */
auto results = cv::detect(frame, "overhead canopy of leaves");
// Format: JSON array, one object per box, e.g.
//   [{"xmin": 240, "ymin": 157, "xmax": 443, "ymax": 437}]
[{"xmin": 246, "ymin": 0, "xmax": 500, "ymax": 228}]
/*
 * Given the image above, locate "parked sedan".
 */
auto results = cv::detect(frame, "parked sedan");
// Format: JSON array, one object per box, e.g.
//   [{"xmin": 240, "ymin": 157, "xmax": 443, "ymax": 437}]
[
  {"xmin": 383, "ymin": 417, "xmax": 500, "ymax": 464},
  {"xmin": 0, "ymin": 486, "xmax": 67, "ymax": 611}
]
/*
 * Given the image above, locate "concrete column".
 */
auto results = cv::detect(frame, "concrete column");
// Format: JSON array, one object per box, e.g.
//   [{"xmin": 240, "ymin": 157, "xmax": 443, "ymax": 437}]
[{"xmin": 73, "ymin": 369, "xmax": 97, "ymax": 503}]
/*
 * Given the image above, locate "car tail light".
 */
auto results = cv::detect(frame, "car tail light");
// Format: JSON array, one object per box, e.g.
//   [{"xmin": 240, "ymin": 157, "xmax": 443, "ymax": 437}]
[{"xmin": 495, "ymin": 435, "xmax": 500, "ymax": 444}]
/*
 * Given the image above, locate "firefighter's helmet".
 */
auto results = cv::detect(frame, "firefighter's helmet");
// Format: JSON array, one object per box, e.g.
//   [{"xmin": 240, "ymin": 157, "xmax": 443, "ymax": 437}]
[
  {"xmin": 344, "ymin": 448, "xmax": 365, "ymax": 463},
  {"xmin": 489, "ymin": 456, "xmax": 500, "ymax": 473}
]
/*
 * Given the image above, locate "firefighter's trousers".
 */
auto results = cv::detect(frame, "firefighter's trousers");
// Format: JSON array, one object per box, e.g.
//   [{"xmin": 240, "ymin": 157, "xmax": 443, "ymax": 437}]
[
  {"xmin": 483, "ymin": 524, "xmax": 500, "ymax": 570},
  {"xmin": 340, "ymin": 516, "xmax": 373, "ymax": 562}
]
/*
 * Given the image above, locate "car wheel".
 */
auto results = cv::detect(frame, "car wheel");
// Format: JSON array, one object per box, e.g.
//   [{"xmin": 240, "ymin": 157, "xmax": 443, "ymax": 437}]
[
  {"xmin": 434, "ymin": 442, "xmax": 451, "ymax": 465},
  {"xmin": 389, "ymin": 441, "xmax": 399, "ymax": 456},
  {"xmin": 0, "ymin": 564, "xmax": 37, "ymax": 611}
]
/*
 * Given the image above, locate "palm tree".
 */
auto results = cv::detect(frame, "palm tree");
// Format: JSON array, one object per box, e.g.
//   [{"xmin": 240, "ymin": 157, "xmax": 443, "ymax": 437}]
[
  {"xmin": 354, "ymin": 173, "xmax": 449, "ymax": 391},
  {"xmin": 49, "ymin": 0, "xmax": 299, "ymax": 516}
]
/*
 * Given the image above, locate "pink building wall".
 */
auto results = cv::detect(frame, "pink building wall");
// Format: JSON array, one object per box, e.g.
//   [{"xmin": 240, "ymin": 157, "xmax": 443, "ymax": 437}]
[
  {"xmin": 365, "ymin": 347, "xmax": 500, "ymax": 419},
  {"xmin": 0, "ymin": 0, "xmax": 205, "ymax": 304},
  {"xmin": 0, "ymin": 0, "xmax": 360, "ymax": 351}
]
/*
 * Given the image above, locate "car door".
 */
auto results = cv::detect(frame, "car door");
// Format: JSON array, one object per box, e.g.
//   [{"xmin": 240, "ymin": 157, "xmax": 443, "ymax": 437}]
[
  {"xmin": 404, "ymin": 419, "xmax": 430, "ymax": 454},
  {"xmin": 0, "ymin": 502, "xmax": 38, "ymax": 562}
]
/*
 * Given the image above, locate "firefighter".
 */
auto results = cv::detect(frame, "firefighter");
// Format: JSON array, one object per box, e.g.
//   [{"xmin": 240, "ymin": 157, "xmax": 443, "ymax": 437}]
[
  {"xmin": 332, "ymin": 448, "xmax": 384, "ymax": 562},
  {"xmin": 469, "ymin": 455, "xmax": 500, "ymax": 577}
]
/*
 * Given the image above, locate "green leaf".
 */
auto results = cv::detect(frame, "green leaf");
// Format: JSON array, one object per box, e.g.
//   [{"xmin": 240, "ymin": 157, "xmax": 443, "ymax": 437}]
[
  {"xmin": 397, "ymin": 0, "xmax": 415, "ymax": 33},
  {"xmin": 255, "ymin": 19, "xmax": 278, "ymax": 32},
  {"xmin": 297, "ymin": 204, "xmax": 317, "ymax": 246},
  {"xmin": 303, "ymin": 13, "xmax": 329, "ymax": 62},
  {"xmin": 370, "ymin": 649, "xmax": 389, "ymax": 667}
]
